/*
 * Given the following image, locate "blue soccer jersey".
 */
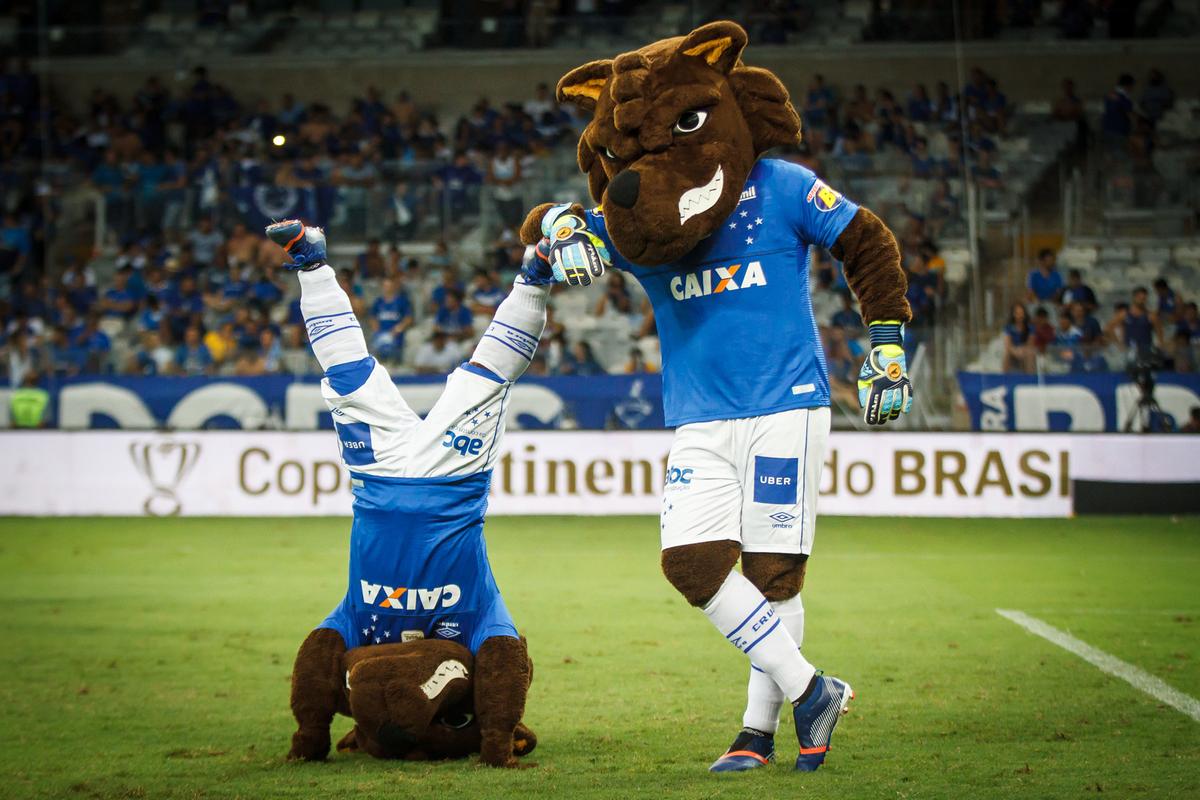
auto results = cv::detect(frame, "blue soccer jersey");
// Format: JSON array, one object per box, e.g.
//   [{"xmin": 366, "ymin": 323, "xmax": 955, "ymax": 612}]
[
  {"xmin": 584, "ymin": 158, "xmax": 860, "ymax": 427},
  {"xmin": 318, "ymin": 470, "xmax": 517, "ymax": 654},
  {"xmin": 313, "ymin": 357, "xmax": 521, "ymax": 655}
]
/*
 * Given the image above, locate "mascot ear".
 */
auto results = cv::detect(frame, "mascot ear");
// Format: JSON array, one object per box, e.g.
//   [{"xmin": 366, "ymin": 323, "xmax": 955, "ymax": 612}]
[
  {"xmin": 556, "ymin": 59, "xmax": 614, "ymax": 112},
  {"xmin": 729, "ymin": 66, "xmax": 802, "ymax": 152},
  {"xmin": 677, "ymin": 20, "xmax": 747, "ymax": 74}
]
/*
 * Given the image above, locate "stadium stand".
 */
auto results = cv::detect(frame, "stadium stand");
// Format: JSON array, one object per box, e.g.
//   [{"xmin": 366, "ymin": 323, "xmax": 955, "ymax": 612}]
[{"xmin": 1, "ymin": 3, "xmax": 1198, "ymax": 430}]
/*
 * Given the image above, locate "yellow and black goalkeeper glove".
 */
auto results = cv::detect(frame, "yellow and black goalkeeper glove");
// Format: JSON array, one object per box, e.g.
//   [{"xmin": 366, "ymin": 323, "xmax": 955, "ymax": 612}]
[{"xmin": 857, "ymin": 321, "xmax": 913, "ymax": 426}]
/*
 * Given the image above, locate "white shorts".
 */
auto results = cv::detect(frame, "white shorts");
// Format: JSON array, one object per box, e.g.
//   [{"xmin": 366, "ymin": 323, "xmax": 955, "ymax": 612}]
[{"xmin": 660, "ymin": 406, "xmax": 830, "ymax": 555}]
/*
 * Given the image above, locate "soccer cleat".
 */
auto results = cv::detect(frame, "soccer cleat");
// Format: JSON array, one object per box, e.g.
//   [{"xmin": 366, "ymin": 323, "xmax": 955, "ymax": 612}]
[
  {"xmin": 709, "ymin": 729, "xmax": 775, "ymax": 773},
  {"xmin": 791, "ymin": 675, "xmax": 854, "ymax": 772},
  {"xmin": 265, "ymin": 219, "xmax": 327, "ymax": 270}
]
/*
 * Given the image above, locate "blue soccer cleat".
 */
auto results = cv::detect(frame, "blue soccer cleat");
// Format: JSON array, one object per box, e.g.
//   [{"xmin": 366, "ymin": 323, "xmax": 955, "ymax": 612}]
[
  {"xmin": 265, "ymin": 219, "xmax": 326, "ymax": 270},
  {"xmin": 792, "ymin": 675, "xmax": 854, "ymax": 772},
  {"xmin": 709, "ymin": 729, "xmax": 774, "ymax": 773}
]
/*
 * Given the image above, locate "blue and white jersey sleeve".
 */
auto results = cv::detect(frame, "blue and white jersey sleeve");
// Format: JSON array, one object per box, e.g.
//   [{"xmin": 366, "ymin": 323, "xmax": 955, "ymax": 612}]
[
  {"xmin": 321, "ymin": 357, "xmax": 422, "ymax": 474},
  {"xmin": 775, "ymin": 160, "xmax": 859, "ymax": 250},
  {"xmin": 405, "ymin": 363, "xmax": 513, "ymax": 478}
]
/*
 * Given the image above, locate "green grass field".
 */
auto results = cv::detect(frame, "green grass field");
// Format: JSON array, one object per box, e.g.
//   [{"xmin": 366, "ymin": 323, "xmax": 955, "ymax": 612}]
[{"xmin": 1, "ymin": 516, "xmax": 1198, "ymax": 800}]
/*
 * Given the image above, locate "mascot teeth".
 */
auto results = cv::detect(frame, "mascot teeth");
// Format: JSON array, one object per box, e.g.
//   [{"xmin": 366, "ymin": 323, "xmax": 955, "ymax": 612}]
[{"xmin": 678, "ymin": 164, "xmax": 724, "ymax": 225}]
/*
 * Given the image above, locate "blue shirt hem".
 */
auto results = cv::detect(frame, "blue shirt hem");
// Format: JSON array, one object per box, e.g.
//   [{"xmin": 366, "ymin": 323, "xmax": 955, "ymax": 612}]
[{"xmin": 666, "ymin": 395, "xmax": 831, "ymax": 428}]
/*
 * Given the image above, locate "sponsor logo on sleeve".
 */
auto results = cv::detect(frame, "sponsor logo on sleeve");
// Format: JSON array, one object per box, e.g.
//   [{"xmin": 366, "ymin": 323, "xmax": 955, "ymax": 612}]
[
  {"xmin": 334, "ymin": 421, "xmax": 375, "ymax": 466},
  {"xmin": 806, "ymin": 180, "xmax": 844, "ymax": 213}
]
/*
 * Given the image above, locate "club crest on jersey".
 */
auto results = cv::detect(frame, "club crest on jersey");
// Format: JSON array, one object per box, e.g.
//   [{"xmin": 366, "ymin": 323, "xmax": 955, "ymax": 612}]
[
  {"xmin": 669, "ymin": 261, "xmax": 767, "ymax": 301},
  {"xmin": 737, "ymin": 185, "xmax": 756, "ymax": 204},
  {"xmin": 360, "ymin": 580, "xmax": 462, "ymax": 611},
  {"xmin": 806, "ymin": 180, "xmax": 844, "ymax": 213}
]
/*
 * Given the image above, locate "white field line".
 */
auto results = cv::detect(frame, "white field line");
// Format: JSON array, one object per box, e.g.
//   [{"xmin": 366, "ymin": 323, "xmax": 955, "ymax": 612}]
[{"xmin": 996, "ymin": 608, "xmax": 1200, "ymax": 723}]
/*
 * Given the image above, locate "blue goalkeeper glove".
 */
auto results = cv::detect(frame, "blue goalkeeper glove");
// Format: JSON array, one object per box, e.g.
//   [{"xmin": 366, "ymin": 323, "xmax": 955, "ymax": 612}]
[
  {"xmin": 538, "ymin": 203, "xmax": 611, "ymax": 286},
  {"xmin": 857, "ymin": 321, "xmax": 913, "ymax": 426}
]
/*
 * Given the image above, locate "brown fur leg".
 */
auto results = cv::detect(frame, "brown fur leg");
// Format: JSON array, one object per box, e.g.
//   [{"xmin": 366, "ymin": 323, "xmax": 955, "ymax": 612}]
[
  {"xmin": 741, "ymin": 552, "xmax": 808, "ymax": 602},
  {"xmin": 512, "ymin": 722, "xmax": 537, "ymax": 757},
  {"xmin": 474, "ymin": 636, "xmax": 532, "ymax": 768},
  {"xmin": 661, "ymin": 540, "xmax": 742, "ymax": 607},
  {"xmin": 335, "ymin": 727, "xmax": 361, "ymax": 753},
  {"xmin": 288, "ymin": 628, "xmax": 346, "ymax": 761},
  {"xmin": 831, "ymin": 207, "xmax": 912, "ymax": 324}
]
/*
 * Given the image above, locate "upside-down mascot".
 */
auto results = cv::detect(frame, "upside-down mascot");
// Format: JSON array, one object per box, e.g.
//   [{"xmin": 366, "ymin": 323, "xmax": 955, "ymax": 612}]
[
  {"xmin": 520, "ymin": 21, "xmax": 912, "ymax": 772},
  {"xmin": 272, "ymin": 220, "xmax": 545, "ymax": 766}
]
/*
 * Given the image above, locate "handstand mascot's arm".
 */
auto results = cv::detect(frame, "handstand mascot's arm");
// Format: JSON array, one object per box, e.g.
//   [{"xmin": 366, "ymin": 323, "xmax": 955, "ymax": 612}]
[{"xmin": 519, "ymin": 19, "xmax": 913, "ymax": 425}]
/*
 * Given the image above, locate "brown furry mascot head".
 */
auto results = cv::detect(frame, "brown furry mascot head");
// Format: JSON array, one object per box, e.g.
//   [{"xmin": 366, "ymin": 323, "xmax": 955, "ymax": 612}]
[
  {"xmin": 555, "ymin": 20, "xmax": 800, "ymax": 265},
  {"xmin": 337, "ymin": 639, "xmax": 536, "ymax": 761}
]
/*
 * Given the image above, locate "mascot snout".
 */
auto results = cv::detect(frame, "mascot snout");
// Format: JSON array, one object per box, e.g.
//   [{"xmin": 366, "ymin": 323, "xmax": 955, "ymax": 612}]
[{"xmin": 607, "ymin": 169, "xmax": 640, "ymax": 209}]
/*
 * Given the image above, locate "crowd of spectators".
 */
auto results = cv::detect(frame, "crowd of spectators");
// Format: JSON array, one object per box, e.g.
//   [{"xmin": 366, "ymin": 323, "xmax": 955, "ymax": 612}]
[
  {"xmin": 1003, "ymin": 248, "xmax": 1197, "ymax": 375},
  {"xmin": 0, "ymin": 50, "xmax": 1191, "ymax": 398}
]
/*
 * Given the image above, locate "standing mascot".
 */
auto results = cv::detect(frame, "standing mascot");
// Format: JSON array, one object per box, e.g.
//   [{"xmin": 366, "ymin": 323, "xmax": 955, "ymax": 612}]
[{"xmin": 520, "ymin": 21, "xmax": 912, "ymax": 772}]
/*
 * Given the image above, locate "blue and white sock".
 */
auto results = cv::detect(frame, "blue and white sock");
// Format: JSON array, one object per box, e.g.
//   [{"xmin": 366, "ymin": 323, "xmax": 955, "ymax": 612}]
[
  {"xmin": 743, "ymin": 594, "xmax": 806, "ymax": 733},
  {"xmin": 703, "ymin": 572, "xmax": 816, "ymax": 703}
]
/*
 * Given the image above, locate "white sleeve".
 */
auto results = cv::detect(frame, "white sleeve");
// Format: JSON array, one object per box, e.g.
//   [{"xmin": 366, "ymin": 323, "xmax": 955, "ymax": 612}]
[{"xmin": 466, "ymin": 278, "xmax": 548, "ymax": 382}]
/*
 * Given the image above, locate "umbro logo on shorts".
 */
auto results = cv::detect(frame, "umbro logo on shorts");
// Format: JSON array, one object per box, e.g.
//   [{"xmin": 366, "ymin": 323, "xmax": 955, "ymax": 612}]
[{"xmin": 769, "ymin": 511, "xmax": 796, "ymax": 523}]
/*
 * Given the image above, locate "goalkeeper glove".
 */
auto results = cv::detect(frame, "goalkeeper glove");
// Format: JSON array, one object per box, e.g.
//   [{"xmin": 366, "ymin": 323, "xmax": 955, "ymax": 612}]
[
  {"xmin": 539, "ymin": 203, "xmax": 611, "ymax": 286},
  {"xmin": 857, "ymin": 321, "xmax": 913, "ymax": 426}
]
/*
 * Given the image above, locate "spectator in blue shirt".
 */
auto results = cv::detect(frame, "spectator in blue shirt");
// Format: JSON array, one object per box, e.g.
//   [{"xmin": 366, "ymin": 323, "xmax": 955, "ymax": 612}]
[
  {"xmin": 1177, "ymin": 302, "xmax": 1200, "ymax": 343},
  {"xmin": 1060, "ymin": 269, "xmax": 1096, "ymax": 313},
  {"xmin": 803, "ymin": 74, "xmax": 835, "ymax": 131},
  {"xmin": 560, "ymin": 341, "xmax": 605, "ymax": 377},
  {"xmin": 1026, "ymin": 249, "xmax": 1064, "ymax": 304},
  {"xmin": 0, "ymin": 212, "xmax": 32, "ymax": 278},
  {"xmin": 468, "ymin": 269, "xmax": 506, "ymax": 317},
  {"xmin": 370, "ymin": 276, "xmax": 414, "ymax": 360},
  {"xmin": 248, "ymin": 271, "xmax": 284, "ymax": 310},
  {"xmin": 175, "ymin": 325, "xmax": 214, "ymax": 376},
  {"xmin": 100, "ymin": 267, "xmax": 137, "ymax": 320},
  {"xmin": 63, "ymin": 270, "xmax": 97, "ymax": 313},
  {"xmin": 909, "ymin": 137, "xmax": 936, "ymax": 179},
  {"xmin": 435, "ymin": 289, "xmax": 474, "ymax": 341},
  {"xmin": 138, "ymin": 295, "xmax": 164, "ymax": 334},
  {"xmin": 1004, "ymin": 303, "xmax": 1037, "ymax": 373},
  {"xmin": 1101, "ymin": 74, "xmax": 1136, "ymax": 143},
  {"xmin": 1123, "ymin": 287, "xmax": 1157, "ymax": 357},
  {"xmin": 72, "ymin": 314, "xmax": 112, "ymax": 374},
  {"xmin": 1153, "ymin": 277, "xmax": 1178, "ymax": 321},
  {"xmin": 430, "ymin": 267, "xmax": 463, "ymax": 312},
  {"xmin": 906, "ymin": 83, "xmax": 933, "ymax": 122}
]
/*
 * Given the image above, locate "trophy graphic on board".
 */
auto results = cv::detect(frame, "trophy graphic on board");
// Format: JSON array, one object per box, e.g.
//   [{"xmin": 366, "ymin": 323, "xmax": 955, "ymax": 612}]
[{"xmin": 129, "ymin": 441, "xmax": 202, "ymax": 517}]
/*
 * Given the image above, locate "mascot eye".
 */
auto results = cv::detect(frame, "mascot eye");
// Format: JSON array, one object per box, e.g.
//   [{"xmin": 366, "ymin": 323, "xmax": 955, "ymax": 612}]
[
  {"xmin": 673, "ymin": 109, "xmax": 709, "ymax": 134},
  {"xmin": 602, "ymin": 146, "xmax": 618, "ymax": 160}
]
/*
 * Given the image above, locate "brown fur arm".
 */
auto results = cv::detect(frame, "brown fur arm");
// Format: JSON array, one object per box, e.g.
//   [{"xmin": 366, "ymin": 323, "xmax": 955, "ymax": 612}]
[
  {"xmin": 474, "ymin": 635, "xmax": 532, "ymax": 767},
  {"xmin": 288, "ymin": 628, "xmax": 347, "ymax": 761},
  {"xmin": 519, "ymin": 202, "xmax": 588, "ymax": 246},
  {"xmin": 830, "ymin": 207, "xmax": 912, "ymax": 324}
]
